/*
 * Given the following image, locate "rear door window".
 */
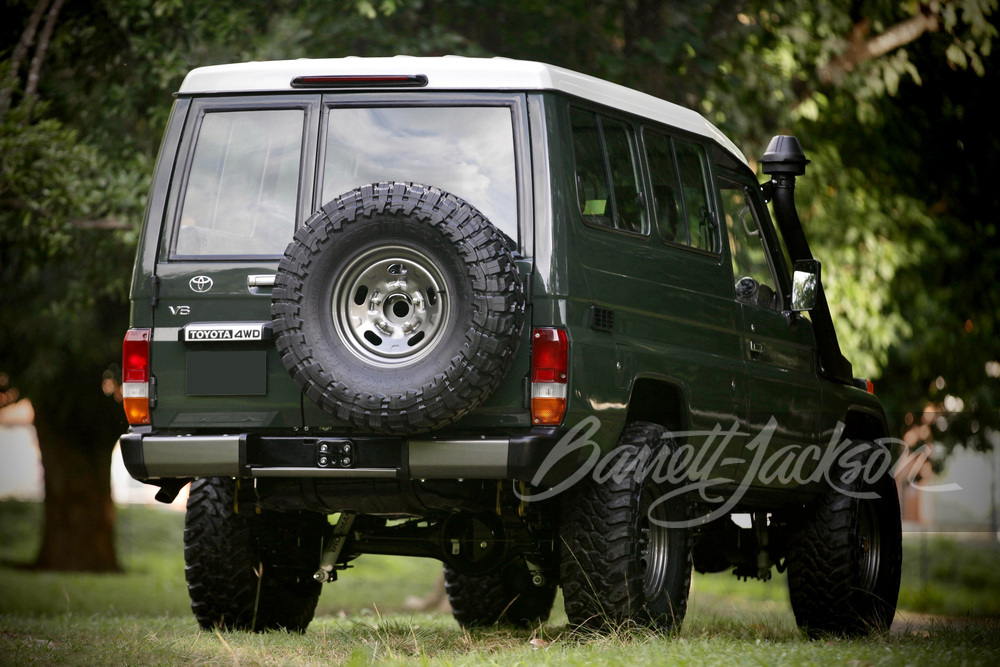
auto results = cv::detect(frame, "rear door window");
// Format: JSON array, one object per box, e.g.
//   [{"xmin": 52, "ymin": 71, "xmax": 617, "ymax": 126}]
[
  {"xmin": 321, "ymin": 106, "xmax": 518, "ymax": 243},
  {"xmin": 174, "ymin": 108, "xmax": 306, "ymax": 257}
]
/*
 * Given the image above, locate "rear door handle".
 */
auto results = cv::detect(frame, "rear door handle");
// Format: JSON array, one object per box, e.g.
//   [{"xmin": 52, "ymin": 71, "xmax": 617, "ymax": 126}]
[
  {"xmin": 749, "ymin": 340, "xmax": 766, "ymax": 356},
  {"xmin": 248, "ymin": 274, "xmax": 276, "ymax": 294}
]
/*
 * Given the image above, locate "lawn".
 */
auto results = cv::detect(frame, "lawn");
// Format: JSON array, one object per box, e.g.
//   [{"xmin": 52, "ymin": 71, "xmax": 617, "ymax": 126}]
[{"xmin": 1, "ymin": 500, "xmax": 998, "ymax": 665}]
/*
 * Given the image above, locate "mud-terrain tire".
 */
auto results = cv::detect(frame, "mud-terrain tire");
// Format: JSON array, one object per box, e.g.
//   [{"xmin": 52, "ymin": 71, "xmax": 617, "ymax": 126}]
[
  {"xmin": 184, "ymin": 477, "xmax": 327, "ymax": 632},
  {"xmin": 560, "ymin": 422, "xmax": 692, "ymax": 632},
  {"xmin": 786, "ymin": 463, "xmax": 902, "ymax": 638},
  {"xmin": 271, "ymin": 181, "xmax": 524, "ymax": 434},
  {"xmin": 444, "ymin": 562, "xmax": 557, "ymax": 628}
]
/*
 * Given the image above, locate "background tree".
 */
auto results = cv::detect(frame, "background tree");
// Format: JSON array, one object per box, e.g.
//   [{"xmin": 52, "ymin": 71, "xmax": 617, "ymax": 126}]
[{"xmin": 1, "ymin": 0, "xmax": 996, "ymax": 571}]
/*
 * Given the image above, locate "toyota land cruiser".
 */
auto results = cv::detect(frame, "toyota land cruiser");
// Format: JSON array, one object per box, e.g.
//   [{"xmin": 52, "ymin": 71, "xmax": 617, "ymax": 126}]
[{"xmin": 120, "ymin": 56, "xmax": 901, "ymax": 637}]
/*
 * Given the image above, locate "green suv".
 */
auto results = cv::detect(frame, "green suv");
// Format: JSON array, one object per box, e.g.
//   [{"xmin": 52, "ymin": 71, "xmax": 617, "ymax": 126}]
[{"xmin": 121, "ymin": 56, "xmax": 901, "ymax": 637}]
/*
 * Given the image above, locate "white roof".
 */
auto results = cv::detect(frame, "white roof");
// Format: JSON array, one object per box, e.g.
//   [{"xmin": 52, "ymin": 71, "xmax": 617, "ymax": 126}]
[{"xmin": 179, "ymin": 56, "xmax": 747, "ymax": 165}]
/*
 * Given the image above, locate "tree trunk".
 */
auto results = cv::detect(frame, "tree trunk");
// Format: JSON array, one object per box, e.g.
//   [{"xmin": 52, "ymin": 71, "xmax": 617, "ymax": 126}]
[
  {"xmin": 32, "ymin": 412, "xmax": 120, "ymax": 573},
  {"xmin": 24, "ymin": 0, "xmax": 66, "ymax": 102},
  {"xmin": 0, "ymin": 0, "xmax": 50, "ymax": 118}
]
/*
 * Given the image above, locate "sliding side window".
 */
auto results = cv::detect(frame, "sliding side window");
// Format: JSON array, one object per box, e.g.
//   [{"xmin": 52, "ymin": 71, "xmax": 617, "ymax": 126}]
[
  {"xmin": 643, "ymin": 128, "xmax": 717, "ymax": 252},
  {"xmin": 570, "ymin": 108, "xmax": 646, "ymax": 234}
]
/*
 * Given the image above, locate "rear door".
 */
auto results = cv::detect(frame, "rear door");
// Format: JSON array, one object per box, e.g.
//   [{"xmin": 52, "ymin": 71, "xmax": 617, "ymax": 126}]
[
  {"xmin": 149, "ymin": 96, "xmax": 319, "ymax": 431},
  {"xmin": 302, "ymin": 94, "xmax": 529, "ymax": 429}
]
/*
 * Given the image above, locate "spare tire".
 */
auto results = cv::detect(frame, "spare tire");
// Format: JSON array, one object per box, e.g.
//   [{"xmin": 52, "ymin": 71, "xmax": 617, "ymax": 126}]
[{"xmin": 271, "ymin": 182, "xmax": 524, "ymax": 434}]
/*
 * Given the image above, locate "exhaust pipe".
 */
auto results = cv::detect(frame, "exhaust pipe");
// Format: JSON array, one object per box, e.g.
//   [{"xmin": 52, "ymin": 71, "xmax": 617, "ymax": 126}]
[{"xmin": 760, "ymin": 136, "xmax": 853, "ymax": 384}]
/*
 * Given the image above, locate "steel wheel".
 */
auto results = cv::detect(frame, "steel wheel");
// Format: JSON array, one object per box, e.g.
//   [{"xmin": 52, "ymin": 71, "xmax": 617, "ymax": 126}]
[
  {"xmin": 639, "ymin": 483, "xmax": 672, "ymax": 599},
  {"xmin": 332, "ymin": 245, "xmax": 450, "ymax": 367},
  {"xmin": 857, "ymin": 498, "xmax": 882, "ymax": 592}
]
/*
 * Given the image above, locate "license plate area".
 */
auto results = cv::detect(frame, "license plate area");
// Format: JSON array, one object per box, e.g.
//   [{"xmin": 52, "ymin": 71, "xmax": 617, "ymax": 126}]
[{"xmin": 186, "ymin": 350, "xmax": 266, "ymax": 396}]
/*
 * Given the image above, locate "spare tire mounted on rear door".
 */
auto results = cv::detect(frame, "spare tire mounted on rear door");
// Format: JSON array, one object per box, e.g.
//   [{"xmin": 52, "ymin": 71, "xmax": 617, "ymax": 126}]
[{"xmin": 271, "ymin": 182, "xmax": 524, "ymax": 434}]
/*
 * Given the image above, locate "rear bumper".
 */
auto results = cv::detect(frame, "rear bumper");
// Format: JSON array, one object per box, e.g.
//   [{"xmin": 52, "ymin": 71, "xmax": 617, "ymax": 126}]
[{"xmin": 120, "ymin": 428, "xmax": 576, "ymax": 486}]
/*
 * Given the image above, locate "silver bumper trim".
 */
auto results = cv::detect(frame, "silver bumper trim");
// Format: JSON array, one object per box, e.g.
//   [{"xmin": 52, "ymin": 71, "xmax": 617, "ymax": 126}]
[
  {"xmin": 409, "ymin": 438, "xmax": 509, "ymax": 478},
  {"xmin": 132, "ymin": 435, "xmax": 512, "ymax": 480},
  {"xmin": 140, "ymin": 435, "xmax": 243, "ymax": 478}
]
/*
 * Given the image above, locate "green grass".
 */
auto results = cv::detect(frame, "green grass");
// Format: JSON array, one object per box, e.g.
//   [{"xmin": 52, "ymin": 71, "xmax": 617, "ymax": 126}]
[
  {"xmin": 898, "ymin": 534, "xmax": 1000, "ymax": 617},
  {"xmin": 2, "ymin": 500, "xmax": 999, "ymax": 665}
]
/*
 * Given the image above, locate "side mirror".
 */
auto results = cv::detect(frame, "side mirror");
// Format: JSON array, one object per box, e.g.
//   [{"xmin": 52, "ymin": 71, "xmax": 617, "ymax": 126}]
[{"xmin": 791, "ymin": 259, "xmax": 820, "ymax": 312}]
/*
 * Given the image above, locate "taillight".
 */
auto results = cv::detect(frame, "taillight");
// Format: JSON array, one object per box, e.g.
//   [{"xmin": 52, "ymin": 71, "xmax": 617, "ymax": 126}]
[
  {"xmin": 531, "ymin": 328, "xmax": 568, "ymax": 425},
  {"xmin": 122, "ymin": 328, "xmax": 151, "ymax": 425}
]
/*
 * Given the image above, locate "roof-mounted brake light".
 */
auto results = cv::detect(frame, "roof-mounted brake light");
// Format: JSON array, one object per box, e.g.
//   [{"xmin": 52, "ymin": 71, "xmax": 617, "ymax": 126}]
[{"xmin": 290, "ymin": 74, "xmax": 428, "ymax": 88}]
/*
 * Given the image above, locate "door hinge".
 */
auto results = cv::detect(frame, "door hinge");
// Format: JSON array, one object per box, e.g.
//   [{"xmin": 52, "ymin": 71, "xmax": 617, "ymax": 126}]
[{"xmin": 150, "ymin": 275, "xmax": 160, "ymax": 307}]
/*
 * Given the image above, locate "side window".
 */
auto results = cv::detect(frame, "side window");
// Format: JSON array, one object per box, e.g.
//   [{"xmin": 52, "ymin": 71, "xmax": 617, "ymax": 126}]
[
  {"xmin": 719, "ymin": 177, "xmax": 781, "ymax": 310},
  {"xmin": 675, "ymin": 140, "xmax": 715, "ymax": 252},
  {"xmin": 643, "ymin": 128, "xmax": 717, "ymax": 252},
  {"xmin": 175, "ymin": 109, "xmax": 304, "ymax": 257},
  {"xmin": 601, "ymin": 118, "xmax": 645, "ymax": 233},
  {"xmin": 643, "ymin": 129, "xmax": 684, "ymax": 244},
  {"xmin": 570, "ymin": 108, "xmax": 646, "ymax": 234},
  {"xmin": 570, "ymin": 108, "xmax": 611, "ymax": 225}
]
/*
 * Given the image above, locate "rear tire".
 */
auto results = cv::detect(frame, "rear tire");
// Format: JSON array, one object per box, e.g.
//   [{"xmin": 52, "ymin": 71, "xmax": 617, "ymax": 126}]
[
  {"xmin": 560, "ymin": 422, "xmax": 692, "ymax": 632},
  {"xmin": 444, "ymin": 562, "xmax": 557, "ymax": 628},
  {"xmin": 786, "ymin": 464, "xmax": 902, "ymax": 637},
  {"xmin": 184, "ymin": 477, "xmax": 327, "ymax": 632}
]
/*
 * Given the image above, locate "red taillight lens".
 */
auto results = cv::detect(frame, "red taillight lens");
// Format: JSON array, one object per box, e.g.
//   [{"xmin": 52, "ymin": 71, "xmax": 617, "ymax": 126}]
[
  {"xmin": 123, "ymin": 329, "xmax": 150, "ymax": 382},
  {"xmin": 531, "ymin": 328, "xmax": 568, "ymax": 425},
  {"xmin": 531, "ymin": 328, "xmax": 568, "ymax": 383},
  {"xmin": 122, "ymin": 329, "xmax": 150, "ymax": 424}
]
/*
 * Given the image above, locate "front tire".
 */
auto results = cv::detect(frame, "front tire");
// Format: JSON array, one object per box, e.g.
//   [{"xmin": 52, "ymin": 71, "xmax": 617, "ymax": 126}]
[
  {"xmin": 184, "ymin": 477, "xmax": 327, "ymax": 632},
  {"xmin": 786, "ymin": 464, "xmax": 902, "ymax": 637},
  {"xmin": 559, "ymin": 422, "xmax": 692, "ymax": 632}
]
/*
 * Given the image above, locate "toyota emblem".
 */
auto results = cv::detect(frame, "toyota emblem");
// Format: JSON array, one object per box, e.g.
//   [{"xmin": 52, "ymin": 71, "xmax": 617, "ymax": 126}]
[{"xmin": 189, "ymin": 275, "xmax": 214, "ymax": 293}]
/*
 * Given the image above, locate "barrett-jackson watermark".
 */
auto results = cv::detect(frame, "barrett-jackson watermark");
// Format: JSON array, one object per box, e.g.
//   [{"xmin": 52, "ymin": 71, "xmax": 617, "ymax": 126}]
[{"xmin": 515, "ymin": 415, "xmax": 960, "ymax": 528}]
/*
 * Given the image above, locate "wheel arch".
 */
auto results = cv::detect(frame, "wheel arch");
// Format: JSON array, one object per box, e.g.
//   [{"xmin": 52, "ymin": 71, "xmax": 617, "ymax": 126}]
[
  {"xmin": 841, "ymin": 406, "xmax": 890, "ymax": 447},
  {"xmin": 624, "ymin": 376, "xmax": 690, "ymax": 434}
]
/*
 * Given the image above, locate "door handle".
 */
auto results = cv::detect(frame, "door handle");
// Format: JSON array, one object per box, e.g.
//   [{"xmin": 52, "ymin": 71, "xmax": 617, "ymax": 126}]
[
  {"xmin": 248, "ymin": 274, "xmax": 276, "ymax": 288},
  {"xmin": 749, "ymin": 340, "xmax": 766, "ymax": 356},
  {"xmin": 247, "ymin": 274, "xmax": 276, "ymax": 294}
]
